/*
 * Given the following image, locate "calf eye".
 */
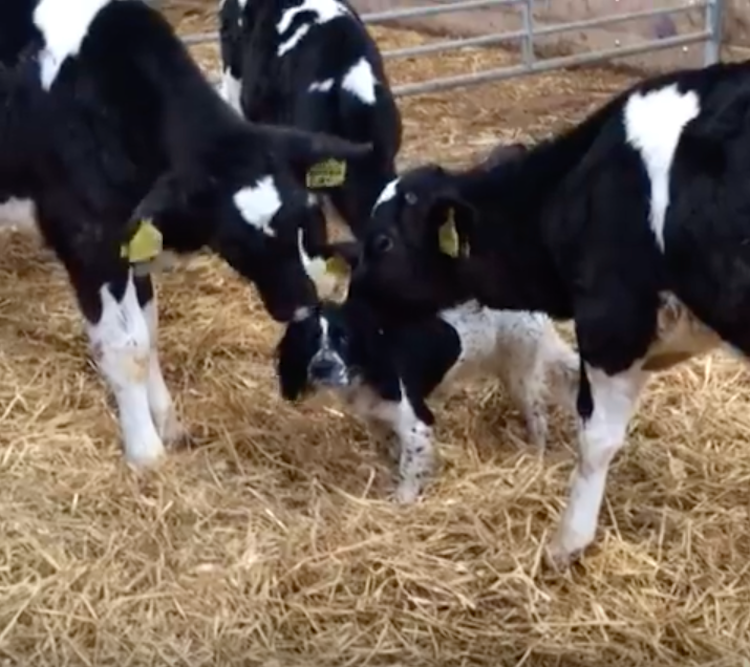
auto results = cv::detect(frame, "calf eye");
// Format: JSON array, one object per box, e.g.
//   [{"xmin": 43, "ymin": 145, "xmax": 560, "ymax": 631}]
[
  {"xmin": 405, "ymin": 192, "xmax": 418, "ymax": 205},
  {"xmin": 372, "ymin": 234, "xmax": 393, "ymax": 255}
]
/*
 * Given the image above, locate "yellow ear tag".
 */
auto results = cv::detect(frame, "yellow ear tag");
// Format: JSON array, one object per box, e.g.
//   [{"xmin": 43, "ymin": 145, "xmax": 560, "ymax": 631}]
[
  {"xmin": 306, "ymin": 159, "xmax": 347, "ymax": 188},
  {"xmin": 438, "ymin": 209, "xmax": 459, "ymax": 258},
  {"xmin": 120, "ymin": 219, "xmax": 163, "ymax": 264}
]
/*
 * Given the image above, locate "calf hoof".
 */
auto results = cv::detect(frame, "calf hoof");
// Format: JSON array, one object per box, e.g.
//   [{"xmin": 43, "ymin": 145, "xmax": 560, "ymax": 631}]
[
  {"xmin": 154, "ymin": 409, "xmax": 191, "ymax": 450},
  {"xmin": 544, "ymin": 537, "xmax": 585, "ymax": 571},
  {"xmin": 124, "ymin": 435, "xmax": 166, "ymax": 469}
]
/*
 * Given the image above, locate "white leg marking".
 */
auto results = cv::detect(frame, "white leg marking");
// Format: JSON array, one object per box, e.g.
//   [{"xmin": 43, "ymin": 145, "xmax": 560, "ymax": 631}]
[
  {"xmin": 87, "ymin": 273, "xmax": 165, "ymax": 467},
  {"xmin": 34, "ymin": 0, "xmax": 115, "ymax": 90},
  {"xmin": 342, "ymin": 58, "xmax": 376, "ymax": 105},
  {"xmin": 142, "ymin": 297, "xmax": 186, "ymax": 446},
  {"xmin": 623, "ymin": 84, "xmax": 700, "ymax": 250},
  {"xmin": 220, "ymin": 68, "xmax": 243, "ymax": 113},
  {"xmin": 548, "ymin": 365, "xmax": 648, "ymax": 568}
]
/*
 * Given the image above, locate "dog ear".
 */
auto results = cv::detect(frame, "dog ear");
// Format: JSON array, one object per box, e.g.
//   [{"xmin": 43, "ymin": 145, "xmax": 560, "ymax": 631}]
[{"xmin": 275, "ymin": 320, "xmax": 313, "ymax": 401}]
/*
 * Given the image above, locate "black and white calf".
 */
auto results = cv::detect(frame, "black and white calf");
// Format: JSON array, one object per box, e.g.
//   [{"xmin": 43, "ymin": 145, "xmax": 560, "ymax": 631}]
[
  {"xmin": 0, "ymin": 0, "xmax": 372, "ymax": 468},
  {"xmin": 276, "ymin": 246, "xmax": 578, "ymax": 501},
  {"xmin": 218, "ymin": 0, "xmax": 402, "ymax": 233},
  {"xmin": 353, "ymin": 62, "xmax": 750, "ymax": 567}
]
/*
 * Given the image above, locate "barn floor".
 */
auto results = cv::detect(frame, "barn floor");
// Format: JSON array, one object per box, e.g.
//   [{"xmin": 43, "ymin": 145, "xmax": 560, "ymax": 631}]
[{"xmin": 1, "ymin": 8, "xmax": 750, "ymax": 667}]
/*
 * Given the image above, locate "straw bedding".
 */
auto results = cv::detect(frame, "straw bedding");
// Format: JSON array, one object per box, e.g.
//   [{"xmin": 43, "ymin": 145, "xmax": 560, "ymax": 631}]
[{"xmin": 1, "ymin": 6, "xmax": 749, "ymax": 666}]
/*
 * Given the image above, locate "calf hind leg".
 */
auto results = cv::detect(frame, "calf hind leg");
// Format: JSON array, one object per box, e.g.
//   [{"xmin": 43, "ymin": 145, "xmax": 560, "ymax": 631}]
[{"xmin": 547, "ymin": 365, "xmax": 648, "ymax": 569}]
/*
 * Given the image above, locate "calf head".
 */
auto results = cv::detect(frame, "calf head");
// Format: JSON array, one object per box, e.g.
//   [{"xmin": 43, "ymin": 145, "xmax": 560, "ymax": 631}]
[
  {"xmin": 353, "ymin": 143, "xmax": 532, "ymax": 317},
  {"xmin": 127, "ymin": 126, "xmax": 373, "ymax": 322},
  {"xmin": 350, "ymin": 166, "xmax": 475, "ymax": 318}
]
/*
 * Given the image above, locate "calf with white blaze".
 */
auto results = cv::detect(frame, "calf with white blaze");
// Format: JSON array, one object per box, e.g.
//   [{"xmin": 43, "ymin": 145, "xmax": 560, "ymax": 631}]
[
  {"xmin": 352, "ymin": 62, "xmax": 750, "ymax": 568},
  {"xmin": 0, "ymin": 0, "xmax": 372, "ymax": 468},
  {"xmin": 276, "ymin": 245, "xmax": 579, "ymax": 502},
  {"xmin": 219, "ymin": 0, "xmax": 402, "ymax": 235}
]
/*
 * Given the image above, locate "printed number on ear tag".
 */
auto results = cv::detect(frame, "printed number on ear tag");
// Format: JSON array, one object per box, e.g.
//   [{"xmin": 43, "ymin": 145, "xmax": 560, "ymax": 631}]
[
  {"xmin": 120, "ymin": 218, "xmax": 163, "ymax": 264},
  {"xmin": 306, "ymin": 159, "xmax": 347, "ymax": 188},
  {"xmin": 438, "ymin": 209, "xmax": 459, "ymax": 258},
  {"xmin": 325, "ymin": 255, "xmax": 350, "ymax": 278}
]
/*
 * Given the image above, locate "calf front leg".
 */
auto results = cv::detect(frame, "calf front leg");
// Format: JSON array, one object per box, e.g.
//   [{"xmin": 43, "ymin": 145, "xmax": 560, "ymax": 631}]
[
  {"xmin": 77, "ymin": 268, "xmax": 165, "ymax": 467},
  {"xmin": 547, "ymin": 365, "xmax": 648, "ymax": 568},
  {"xmin": 134, "ymin": 274, "xmax": 187, "ymax": 447}
]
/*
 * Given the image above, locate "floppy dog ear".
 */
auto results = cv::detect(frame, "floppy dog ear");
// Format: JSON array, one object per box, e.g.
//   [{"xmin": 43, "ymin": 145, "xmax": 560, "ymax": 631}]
[{"xmin": 275, "ymin": 320, "xmax": 314, "ymax": 401}]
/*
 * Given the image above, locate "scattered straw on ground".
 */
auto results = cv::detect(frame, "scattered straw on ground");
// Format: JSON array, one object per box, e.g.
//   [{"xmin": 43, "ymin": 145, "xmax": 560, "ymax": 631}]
[{"xmin": 1, "ymin": 7, "xmax": 749, "ymax": 667}]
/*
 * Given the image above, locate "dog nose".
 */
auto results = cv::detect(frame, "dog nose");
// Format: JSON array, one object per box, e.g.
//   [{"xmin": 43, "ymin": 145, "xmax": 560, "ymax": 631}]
[{"xmin": 309, "ymin": 357, "xmax": 337, "ymax": 379}]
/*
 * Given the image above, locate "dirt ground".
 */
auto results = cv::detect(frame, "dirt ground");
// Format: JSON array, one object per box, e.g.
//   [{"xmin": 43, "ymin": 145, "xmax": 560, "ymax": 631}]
[{"xmin": 1, "ymin": 8, "xmax": 750, "ymax": 667}]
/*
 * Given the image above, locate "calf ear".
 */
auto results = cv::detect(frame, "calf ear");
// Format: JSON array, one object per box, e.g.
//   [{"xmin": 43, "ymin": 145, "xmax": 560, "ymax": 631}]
[
  {"xmin": 432, "ymin": 196, "xmax": 476, "ymax": 259},
  {"xmin": 480, "ymin": 142, "xmax": 528, "ymax": 170}
]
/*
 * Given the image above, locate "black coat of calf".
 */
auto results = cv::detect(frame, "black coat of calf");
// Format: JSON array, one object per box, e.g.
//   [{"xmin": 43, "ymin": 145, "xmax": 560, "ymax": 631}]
[
  {"xmin": 219, "ymin": 0, "xmax": 402, "ymax": 234},
  {"xmin": 354, "ymin": 62, "xmax": 750, "ymax": 568},
  {"xmin": 276, "ymin": 293, "xmax": 578, "ymax": 502},
  {"xmin": 0, "ymin": 0, "xmax": 372, "ymax": 469}
]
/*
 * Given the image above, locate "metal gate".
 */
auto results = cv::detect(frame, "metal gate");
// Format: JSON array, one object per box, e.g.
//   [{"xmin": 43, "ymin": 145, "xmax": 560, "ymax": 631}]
[{"xmin": 175, "ymin": 0, "xmax": 725, "ymax": 96}]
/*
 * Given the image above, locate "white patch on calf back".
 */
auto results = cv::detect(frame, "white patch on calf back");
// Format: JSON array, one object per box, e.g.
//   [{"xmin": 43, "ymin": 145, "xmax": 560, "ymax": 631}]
[
  {"xmin": 372, "ymin": 178, "xmax": 399, "ymax": 213},
  {"xmin": 623, "ymin": 84, "xmax": 700, "ymax": 251},
  {"xmin": 342, "ymin": 58, "xmax": 376, "ymax": 105},
  {"xmin": 34, "ymin": 0, "xmax": 116, "ymax": 90},
  {"xmin": 309, "ymin": 79, "xmax": 335, "ymax": 93},
  {"xmin": 276, "ymin": 0, "xmax": 348, "ymax": 56},
  {"xmin": 233, "ymin": 176, "xmax": 282, "ymax": 237}
]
